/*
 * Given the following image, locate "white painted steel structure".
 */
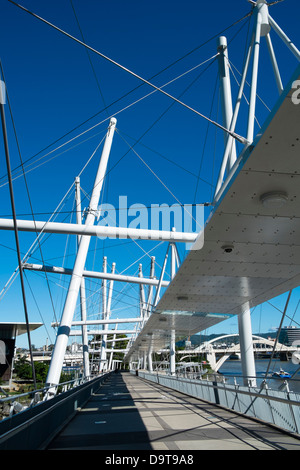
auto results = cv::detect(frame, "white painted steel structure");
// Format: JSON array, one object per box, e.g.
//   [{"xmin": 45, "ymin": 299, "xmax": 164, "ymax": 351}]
[
  {"xmin": 126, "ymin": 68, "xmax": 300, "ymax": 374},
  {"xmin": 125, "ymin": 2, "xmax": 300, "ymax": 387},
  {"xmin": 23, "ymin": 263, "xmax": 170, "ymax": 287},
  {"xmin": 0, "ymin": 218, "xmax": 197, "ymax": 243},
  {"xmin": 45, "ymin": 118, "xmax": 117, "ymax": 392},
  {"xmin": 74, "ymin": 176, "xmax": 90, "ymax": 379},
  {"xmin": 1, "ymin": 0, "xmax": 299, "ymax": 395}
]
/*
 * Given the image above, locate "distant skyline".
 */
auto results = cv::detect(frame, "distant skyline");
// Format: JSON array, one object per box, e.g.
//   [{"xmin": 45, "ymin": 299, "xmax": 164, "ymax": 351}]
[{"xmin": 0, "ymin": 0, "xmax": 299, "ymax": 348}]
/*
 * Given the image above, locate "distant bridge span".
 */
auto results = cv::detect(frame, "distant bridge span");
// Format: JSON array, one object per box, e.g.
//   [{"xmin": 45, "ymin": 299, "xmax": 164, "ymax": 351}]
[{"xmin": 178, "ymin": 334, "xmax": 296, "ymax": 372}]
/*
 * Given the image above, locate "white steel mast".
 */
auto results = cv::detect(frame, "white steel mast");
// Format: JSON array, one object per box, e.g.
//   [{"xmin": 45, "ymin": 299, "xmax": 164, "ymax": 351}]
[
  {"xmin": 46, "ymin": 118, "xmax": 117, "ymax": 394},
  {"xmin": 75, "ymin": 176, "xmax": 90, "ymax": 379}
]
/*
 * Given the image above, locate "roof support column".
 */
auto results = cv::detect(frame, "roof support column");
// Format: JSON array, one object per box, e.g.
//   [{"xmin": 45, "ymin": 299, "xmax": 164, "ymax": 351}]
[
  {"xmin": 170, "ymin": 329, "xmax": 176, "ymax": 376},
  {"xmin": 238, "ymin": 306, "xmax": 256, "ymax": 387},
  {"xmin": 148, "ymin": 347, "xmax": 153, "ymax": 373},
  {"xmin": 143, "ymin": 351, "xmax": 147, "ymax": 370}
]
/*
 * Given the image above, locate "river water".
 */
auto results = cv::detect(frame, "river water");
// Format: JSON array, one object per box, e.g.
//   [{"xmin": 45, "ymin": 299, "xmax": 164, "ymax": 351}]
[{"xmin": 219, "ymin": 358, "xmax": 300, "ymax": 393}]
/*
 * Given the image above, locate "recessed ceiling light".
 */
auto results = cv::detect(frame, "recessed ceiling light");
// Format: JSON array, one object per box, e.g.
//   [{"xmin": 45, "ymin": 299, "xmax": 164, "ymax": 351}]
[{"xmin": 260, "ymin": 191, "xmax": 288, "ymax": 208}]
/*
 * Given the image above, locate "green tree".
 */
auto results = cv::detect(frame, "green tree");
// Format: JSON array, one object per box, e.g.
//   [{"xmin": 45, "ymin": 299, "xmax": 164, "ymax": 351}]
[
  {"xmin": 14, "ymin": 355, "xmax": 32, "ymax": 380},
  {"xmin": 14, "ymin": 356, "xmax": 70, "ymax": 385}
]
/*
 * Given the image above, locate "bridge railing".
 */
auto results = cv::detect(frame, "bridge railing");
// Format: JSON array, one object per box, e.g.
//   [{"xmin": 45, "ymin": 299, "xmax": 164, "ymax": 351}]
[
  {"xmin": 137, "ymin": 371, "xmax": 300, "ymax": 436},
  {"xmin": 0, "ymin": 372, "xmax": 111, "ymax": 450},
  {"xmin": 0, "ymin": 375, "xmax": 94, "ymax": 418}
]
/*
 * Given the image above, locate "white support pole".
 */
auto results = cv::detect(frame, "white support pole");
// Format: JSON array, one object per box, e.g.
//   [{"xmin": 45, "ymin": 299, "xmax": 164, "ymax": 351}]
[
  {"xmin": 238, "ymin": 306, "xmax": 257, "ymax": 387},
  {"xmin": 214, "ymin": 33, "xmax": 254, "ymax": 198},
  {"xmin": 75, "ymin": 176, "xmax": 90, "ymax": 379},
  {"xmin": 148, "ymin": 347, "xmax": 153, "ymax": 372},
  {"xmin": 268, "ymin": 15, "xmax": 300, "ymax": 61},
  {"xmin": 247, "ymin": 5, "xmax": 262, "ymax": 143},
  {"xmin": 0, "ymin": 218, "xmax": 196, "ymax": 243},
  {"xmin": 169, "ymin": 241, "xmax": 176, "ymax": 376},
  {"xmin": 139, "ymin": 264, "xmax": 147, "ymax": 328},
  {"xmin": 153, "ymin": 246, "xmax": 169, "ymax": 308},
  {"xmin": 170, "ymin": 329, "xmax": 176, "ymax": 376},
  {"xmin": 100, "ymin": 257, "xmax": 108, "ymax": 372},
  {"xmin": 69, "ymin": 329, "xmax": 136, "ymax": 336},
  {"xmin": 217, "ymin": 36, "xmax": 237, "ymax": 169},
  {"xmin": 145, "ymin": 256, "xmax": 155, "ymax": 320},
  {"xmin": 102, "ymin": 257, "xmax": 107, "ymax": 316},
  {"xmin": 108, "ymin": 325, "xmax": 117, "ymax": 370},
  {"xmin": 23, "ymin": 263, "xmax": 170, "ymax": 288},
  {"xmin": 265, "ymin": 33, "xmax": 283, "ymax": 94},
  {"xmin": 45, "ymin": 117, "xmax": 117, "ymax": 393},
  {"xmin": 170, "ymin": 244, "xmax": 176, "ymax": 280},
  {"xmin": 51, "ymin": 318, "xmax": 143, "ymax": 327},
  {"xmin": 107, "ymin": 262, "xmax": 115, "ymax": 317},
  {"xmin": 174, "ymin": 244, "xmax": 181, "ymax": 271},
  {"xmin": 106, "ymin": 262, "xmax": 115, "ymax": 370}
]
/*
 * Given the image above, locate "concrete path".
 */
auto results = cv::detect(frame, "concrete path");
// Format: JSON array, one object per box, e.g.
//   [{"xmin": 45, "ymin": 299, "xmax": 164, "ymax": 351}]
[{"xmin": 47, "ymin": 371, "xmax": 300, "ymax": 450}]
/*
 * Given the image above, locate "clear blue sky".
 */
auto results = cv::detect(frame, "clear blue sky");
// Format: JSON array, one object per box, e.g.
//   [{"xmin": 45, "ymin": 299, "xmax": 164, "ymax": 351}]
[{"xmin": 0, "ymin": 0, "xmax": 299, "ymax": 348}]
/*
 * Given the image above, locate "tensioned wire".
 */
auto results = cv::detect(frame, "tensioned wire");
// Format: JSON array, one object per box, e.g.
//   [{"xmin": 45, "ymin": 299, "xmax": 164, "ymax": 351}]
[
  {"xmin": 0, "ymin": 7, "xmax": 252, "ymax": 281},
  {"xmin": 0, "ymin": 34, "xmax": 250, "ymax": 321},
  {"xmin": 81, "ymin": 58, "xmax": 222, "ymax": 308},
  {"xmin": 0, "ymin": 4, "xmax": 253, "ymax": 335},
  {"xmin": 3, "ymin": 9, "xmax": 252, "ymax": 225},
  {"xmin": 1, "ymin": 2, "xmax": 252, "ymax": 185},
  {"xmin": 27, "ymin": 266, "xmax": 145, "ymax": 333},
  {"xmin": 0, "ymin": 136, "xmax": 106, "ymax": 300},
  {"xmin": 16, "ymin": 49, "xmax": 221, "ymax": 241},
  {"xmin": 0, "ymin": 52, "xmax": 220, "ymax": 189},
  {"xmin": 0, "ymin": 121, "xmax": 170, "ymax": 302},
  {"xmin": 0, "ymin": 60, "xmax": 60, "ymax": 328},
  {"xmin": 0, "ymin": 53, "xmax": 220, "ymax": 313},
  {"xmin": 228, "ymin": 59, "xmax": 272, "ymax": 113},
  {"xmin": 0, "ymin": 12, "xmax": 255, "ymax": 342},
  {"xmin": 69, "ymin": 0, "xmax": 108, "ymax": 116},
  {"xmin": 53, "ymin": 247, "xmax": 163, "ymax": 334},
  {"xmin": 116, "ymin": 129, "xmax": 204, "ymax": 234},
  {"xmin": 4, "ymin": 196, "xmax": 167, "ymax": 332},
  {"xmin": 76, "ymin": 53, "xmax": 222, "ymax": 220},
  {"xmin": 81, "ymin": 184, "xmax": 171, "ymax": 315}
]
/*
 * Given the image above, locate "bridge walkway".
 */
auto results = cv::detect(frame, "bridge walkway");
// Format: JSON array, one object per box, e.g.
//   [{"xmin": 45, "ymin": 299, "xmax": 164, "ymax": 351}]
[{"xmin": 46, "ymin": 371, "xmax": 300, "ymax": 450}]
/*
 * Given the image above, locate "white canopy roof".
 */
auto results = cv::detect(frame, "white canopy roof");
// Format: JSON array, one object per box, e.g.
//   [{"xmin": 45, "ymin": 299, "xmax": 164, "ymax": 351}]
[{"xmin": 125, "ymin": 64, "xmax": 300, "ymax": 360}]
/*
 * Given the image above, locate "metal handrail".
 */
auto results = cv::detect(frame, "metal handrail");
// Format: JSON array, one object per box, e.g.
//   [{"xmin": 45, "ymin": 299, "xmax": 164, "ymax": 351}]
[
  {"xmin": 137, "ymin": 370, "xmax": 300, "ymax": 435},
  {"xmin": 165, "ymin": 373, "xmax": 300, "ymax": 407},
  {"xmin": 0, "ymin": 374, "xmax": 97, "ymax": 417}
]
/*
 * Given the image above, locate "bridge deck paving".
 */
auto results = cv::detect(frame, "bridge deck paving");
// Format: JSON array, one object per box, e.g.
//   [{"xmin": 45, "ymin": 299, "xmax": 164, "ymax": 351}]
[{"xmin": 47, "ymin": 371, "xmax": 300, "ymax": 451}]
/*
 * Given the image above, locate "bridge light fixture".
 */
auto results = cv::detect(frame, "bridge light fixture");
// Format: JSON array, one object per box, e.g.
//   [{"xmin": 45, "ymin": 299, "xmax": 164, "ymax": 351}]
[{"xmin": 260, "ymin": 191, "xmax": 288, "ymax": 208}]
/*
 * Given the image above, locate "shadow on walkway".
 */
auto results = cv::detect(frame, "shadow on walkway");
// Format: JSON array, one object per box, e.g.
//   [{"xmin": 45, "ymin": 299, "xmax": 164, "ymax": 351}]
[
  {"xmin": 47, "ymin": 371, "xmax": 300, "ymax": 451},
  {"xmin": 47, "ymin": 371, "xmax": 152, "ymax": 450}
]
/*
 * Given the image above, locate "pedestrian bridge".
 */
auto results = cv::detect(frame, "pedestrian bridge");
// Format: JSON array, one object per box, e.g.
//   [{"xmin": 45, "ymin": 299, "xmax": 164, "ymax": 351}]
[{"xmin": 1, "ymin": 371, "xmax": 300, "ymax": 450}]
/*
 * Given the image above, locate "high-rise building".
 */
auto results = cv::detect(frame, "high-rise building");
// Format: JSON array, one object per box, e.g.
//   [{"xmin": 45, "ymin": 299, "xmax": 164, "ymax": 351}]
[{"xmin": 278, "ymin": 326, "xmax": 300, "ymax": 346}]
